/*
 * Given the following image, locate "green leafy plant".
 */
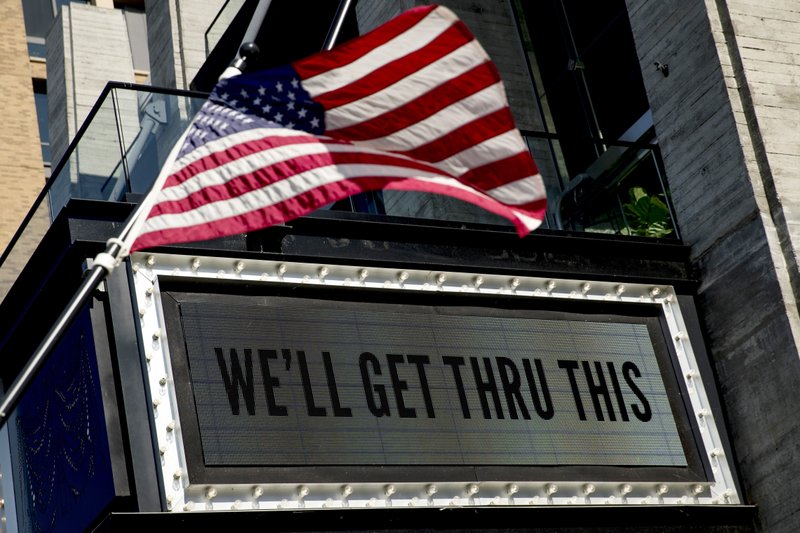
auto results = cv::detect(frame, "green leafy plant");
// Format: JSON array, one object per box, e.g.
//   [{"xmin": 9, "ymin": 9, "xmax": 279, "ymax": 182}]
[{"xmin": 621, "ymin": 186, "xmax": 674, "ymax": 238}]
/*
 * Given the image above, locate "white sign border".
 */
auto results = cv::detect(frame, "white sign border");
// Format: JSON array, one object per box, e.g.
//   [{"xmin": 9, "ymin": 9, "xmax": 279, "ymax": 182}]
[{"xmin": 129, "ymin": 252, "xmax": 739, "ymax": 512}]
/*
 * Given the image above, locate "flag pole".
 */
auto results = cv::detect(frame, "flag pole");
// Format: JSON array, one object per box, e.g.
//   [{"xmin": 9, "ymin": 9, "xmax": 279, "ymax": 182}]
[
  {"xmin": 323, "ymin": 0, "xmax": 354, "ymax": 51},
  {"xmin": 0, "ymin": 42, "xmax": 263, "ymax": 428}
]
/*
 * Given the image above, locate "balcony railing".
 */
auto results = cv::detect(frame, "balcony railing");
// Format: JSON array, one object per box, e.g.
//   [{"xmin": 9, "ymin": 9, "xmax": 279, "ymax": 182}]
[
  {"xmin": 0, "ymin": 83, "xmax": 207, "ymax": 302},
  {"xmin": 0, "ymin": 83, "xmax": 679, "ymax": 304},
  {"xmin": 523, "ymin": 130, "xmax": 679, "ymax": 239}
]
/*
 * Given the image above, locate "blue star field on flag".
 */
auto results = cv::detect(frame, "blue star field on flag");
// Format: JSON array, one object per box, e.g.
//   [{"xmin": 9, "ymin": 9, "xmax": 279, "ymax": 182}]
[{"xmin": 180, "ymin": 65, "xmax": 326, "ymax": 159}]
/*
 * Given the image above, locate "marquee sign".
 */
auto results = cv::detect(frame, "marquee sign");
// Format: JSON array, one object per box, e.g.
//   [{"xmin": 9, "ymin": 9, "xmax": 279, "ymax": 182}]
[
  {"xmin": 131, "ymin": 253, "xmax": 739, "ymax": 512},
  {"xmin": 170, "ymin": 292, "xmax": 688, "ymax": 471}
]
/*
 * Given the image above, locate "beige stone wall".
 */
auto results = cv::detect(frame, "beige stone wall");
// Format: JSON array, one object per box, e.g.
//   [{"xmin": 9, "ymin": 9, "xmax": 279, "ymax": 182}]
[{"xmin": 0, "ymin": 0, "xmax": 47, "ymax": 252}]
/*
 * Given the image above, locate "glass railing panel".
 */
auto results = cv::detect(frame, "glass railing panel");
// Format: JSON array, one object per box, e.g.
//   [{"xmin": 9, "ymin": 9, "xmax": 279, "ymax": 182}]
[
  {"xmin": 205, "ymin": 0, "xmax": 246, "ymax": 56},
  {"xmin": 0, "ymin": 85, "xmax": 207, "ymax": 306},
  {"xmin": 547, "ymin": 139, "xmax": 678, "ymax": 239},
  {"xmin": 381, "ymin": 132, "xmax": 677, "ymax": 240},
  {"xmin": 47, "ymin": 93, "xmax": 121, "ymax": 216},
  {"xmin": 1, "ymin": 87, "xmax": 129, "ymax": 303},
  {"xmin": 47, "ymin": 88, "xmax": 205, "ymax": 216},
  {"xmin": 110, "ymin": 88, "xmax": 205, "ymax": 198},
  {"xmin": 523, "ymin": 133, "xmax": 567, "ymax": 229}
]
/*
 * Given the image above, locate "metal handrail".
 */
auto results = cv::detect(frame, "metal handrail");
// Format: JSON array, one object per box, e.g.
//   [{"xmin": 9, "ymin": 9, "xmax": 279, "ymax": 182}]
[
  {"xmin": 0, "ymin": 83, "xmax": 678, "ymax": 274},
  {"xmin": 205, "ymin": 0, "xmax": 232, "ymax": 55},
  {"xmin": 0, "ymin": 82, "xmax": 208, "ymax": 270},
  {"xmin": 204, "ymin": 0, "xmax": 250, "ymax": 57}
]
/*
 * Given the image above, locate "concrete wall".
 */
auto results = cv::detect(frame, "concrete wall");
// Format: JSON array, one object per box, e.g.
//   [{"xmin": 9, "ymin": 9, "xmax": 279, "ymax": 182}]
[
  {"xmin": 145, "ymin": 0, "xmax": 178, "ymax": 89},
  {"xmin": 720, "ymin": 0, "xmax": 800, "ymax": 321},
  {"xmin": 144, "ymin": 0, "xmax": 226, "ymax": 175},
  {"xmin": 145, "ymin": 0, "xmax": 226, "ymax": 91},
  {"xmin": 627, "ymin": 0, "xmax": 800, "ymax": 530},
  {"xmin": 47, "ymin": 3, "xmax": 140, "ymax": 211}
]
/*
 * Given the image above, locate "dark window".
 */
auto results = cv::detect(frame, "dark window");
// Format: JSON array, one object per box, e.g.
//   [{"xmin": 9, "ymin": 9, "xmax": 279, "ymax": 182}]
[
  {"xmin": 121, "ymin": 6, "xmax": 149, "ymax": 72},
  {"xmin": 518, "ymin": 0, "xmax": 649, "ymax": 173},
  {"xmin": 21, "ymin": 0, "xmax": 52, "ymax": 57},
  {"xmin": 21, "ymin": 0, "xmax": 88, "ymax": 58},
  {"xmin": 514, "ymin": 0, "xmax": 677, "ymax": 238},
  {"xmin": 32, "ymin": 79, "xmax": 50, "ymax": 167}
]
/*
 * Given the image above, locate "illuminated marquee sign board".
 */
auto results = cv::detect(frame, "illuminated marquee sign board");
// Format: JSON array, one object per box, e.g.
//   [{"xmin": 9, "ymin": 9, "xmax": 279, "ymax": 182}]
[
  {"xmin": 165, "ymin": 288, "xmax": 698, "ymax": 479},
  {"xmin": 132, "ymin": 254, "xmax": 739, "ymax": 511}
]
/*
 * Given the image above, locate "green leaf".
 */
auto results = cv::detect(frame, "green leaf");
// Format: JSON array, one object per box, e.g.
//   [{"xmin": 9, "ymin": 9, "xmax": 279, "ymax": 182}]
[{"xmin": 621, "ymin": 187, "xmax": 673, "ymax": 238}]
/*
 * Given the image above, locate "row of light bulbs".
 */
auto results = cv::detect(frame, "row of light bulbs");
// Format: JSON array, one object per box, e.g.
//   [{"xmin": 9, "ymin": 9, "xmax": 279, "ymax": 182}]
[{"xmin": 136, "ymin": 255, "xmax": 671, "ymax": 302}]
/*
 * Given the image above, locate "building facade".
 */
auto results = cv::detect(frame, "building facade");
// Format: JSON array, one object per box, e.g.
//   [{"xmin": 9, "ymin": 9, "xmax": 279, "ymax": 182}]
[{"xmin": 1, "ymin": 0, "xmax": 800, "ymax": 531}]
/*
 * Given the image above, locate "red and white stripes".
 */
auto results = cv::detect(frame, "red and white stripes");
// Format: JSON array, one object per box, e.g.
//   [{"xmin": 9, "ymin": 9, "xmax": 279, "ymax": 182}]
[{"xmin": 127, "ymin": 5, "xmax": 545, "ymax": 252}]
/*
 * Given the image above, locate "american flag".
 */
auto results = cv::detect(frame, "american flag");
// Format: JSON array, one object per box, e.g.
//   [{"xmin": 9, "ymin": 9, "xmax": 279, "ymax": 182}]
[{"xmin": 126, "ymin": 4, "xmax": 546, "ymax": 252}]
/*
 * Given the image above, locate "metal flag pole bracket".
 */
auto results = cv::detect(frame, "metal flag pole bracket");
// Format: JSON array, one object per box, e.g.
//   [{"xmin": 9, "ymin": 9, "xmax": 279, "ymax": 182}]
[{"xmin": 92, "ymin": 237, "xmax": 129, "ymax": 274}]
